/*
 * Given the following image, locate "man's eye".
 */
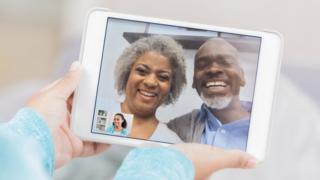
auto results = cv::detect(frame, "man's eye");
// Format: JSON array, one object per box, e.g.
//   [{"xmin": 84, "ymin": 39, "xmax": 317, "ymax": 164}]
[
  {"xmin": 217, "ymin": 56, "xmax": 233, "ymax": 67},
  {"xmin": 220, "ymin": 59, "xmax": 230, "ymax": 65},
  {"xmin": 196, "ymin": 61, "xmax": 208, "ymax": 69}
]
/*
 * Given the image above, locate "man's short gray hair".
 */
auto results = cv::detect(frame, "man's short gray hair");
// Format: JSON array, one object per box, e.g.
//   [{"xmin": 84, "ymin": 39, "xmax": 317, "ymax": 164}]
[{"xmin": 114, "ymin": 35, "xmax": 186, "ymax": 105}]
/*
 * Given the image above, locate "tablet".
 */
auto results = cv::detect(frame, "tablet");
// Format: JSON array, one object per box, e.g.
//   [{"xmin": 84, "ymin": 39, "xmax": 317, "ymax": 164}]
[{"xmin": 71, "ymin": 9, "xmax": 282, "ymax": 161}]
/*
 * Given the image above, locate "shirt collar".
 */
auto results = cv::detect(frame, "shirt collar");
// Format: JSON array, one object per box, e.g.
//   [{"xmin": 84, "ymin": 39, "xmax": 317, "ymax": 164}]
[
  {"xmin": 199, "ymin": 104, "xmax": 221, "ymax": 131},
  {"xmin": 199, "ymin": 103, "xmax": 251, "ymax": 131}
]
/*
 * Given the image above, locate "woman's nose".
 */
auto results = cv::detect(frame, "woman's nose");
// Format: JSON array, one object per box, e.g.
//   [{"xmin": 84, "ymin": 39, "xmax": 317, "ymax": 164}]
[{"xmin": 143, "ymin": 74, "xmax": 158, "ymax": 88}]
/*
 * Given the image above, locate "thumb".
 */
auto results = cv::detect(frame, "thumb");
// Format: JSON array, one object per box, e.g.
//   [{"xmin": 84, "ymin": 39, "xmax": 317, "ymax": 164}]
[{"xmin": 49, "ymin": 61, "xmax": 82, "ymax": 100}]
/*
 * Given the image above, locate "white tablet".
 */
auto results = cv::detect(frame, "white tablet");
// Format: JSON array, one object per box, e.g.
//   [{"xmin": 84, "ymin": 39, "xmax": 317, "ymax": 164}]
[{"xmin": 71, "ymin": 9, "xmax": 282, "ymax": 161}]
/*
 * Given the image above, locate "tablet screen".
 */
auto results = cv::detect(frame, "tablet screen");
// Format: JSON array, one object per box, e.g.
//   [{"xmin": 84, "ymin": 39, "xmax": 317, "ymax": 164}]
[{"xmin": 91, "ymin": 17, "xmax": 261, "ymax": 150}]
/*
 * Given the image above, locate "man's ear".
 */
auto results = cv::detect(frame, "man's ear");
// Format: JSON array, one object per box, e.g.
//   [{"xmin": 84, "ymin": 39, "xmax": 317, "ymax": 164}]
[
  {"xmin": 239, "ymin": 69, "xmax": 246, "ymax": 86},
  {"xmin": 240, "ymin": 79, "xmax": 246, "ymax": 86},
  {"xmin": 192, "ymin": 74, "xmax": 202, "ymax": 96}
]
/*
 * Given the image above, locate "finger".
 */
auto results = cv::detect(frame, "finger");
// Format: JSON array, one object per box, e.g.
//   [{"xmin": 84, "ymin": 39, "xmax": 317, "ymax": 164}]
[
  {"xmin": 67, "ymin": 93, "xmax": 74, "ymax": 112},
  {"xmin": 26, "ymin": 78, "xmax": 61, "ymax": 103},
  {"xmin": 81, "ymin": 141, "xmax": 110, "ymax": 157},
  {"xmin": 49, "ymin": 61, "xmax": 82, "ymax": 100},
  {"xmin": 39, "ymin": 78, "xmax": 62, "ymax": 93},
  {"xmin": 214, "ymin": 150, "xmax": 257, "ymax": 170},
  {"xmin": 95, "ymin": 143, "xmax": 110, "ymax": 154}
]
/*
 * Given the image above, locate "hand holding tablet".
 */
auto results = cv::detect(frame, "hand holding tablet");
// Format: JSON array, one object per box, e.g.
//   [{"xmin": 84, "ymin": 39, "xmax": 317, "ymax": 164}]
[{"xmin": 71, "ymin": 9, "xmax": 282, "ymax": 161}]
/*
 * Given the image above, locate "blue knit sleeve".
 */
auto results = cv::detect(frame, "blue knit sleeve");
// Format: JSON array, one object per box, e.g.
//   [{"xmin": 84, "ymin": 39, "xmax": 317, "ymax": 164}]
[
  {"xmin": 0, "ymin": 108, "xmax": 54, "ymax": 179},
  {"xmin": 115, "ymin": 147, "xmax": 195, "ymax": 180}
]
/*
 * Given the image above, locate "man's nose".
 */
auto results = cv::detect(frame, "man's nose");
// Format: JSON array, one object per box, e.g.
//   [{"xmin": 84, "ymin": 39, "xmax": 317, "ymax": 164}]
[
  {"xmin": 143, "ymin": 74, "xmax": 158, "ymax": 88},
  {"xmin": 205, "ymin": 62, "xmax": 223, "ymax": 76}
]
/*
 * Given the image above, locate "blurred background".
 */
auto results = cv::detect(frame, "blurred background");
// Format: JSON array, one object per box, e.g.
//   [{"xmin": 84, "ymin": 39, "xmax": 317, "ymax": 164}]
[{"xmin": 0, "ymin": 0, "xmax": 319, "ymax": 179}]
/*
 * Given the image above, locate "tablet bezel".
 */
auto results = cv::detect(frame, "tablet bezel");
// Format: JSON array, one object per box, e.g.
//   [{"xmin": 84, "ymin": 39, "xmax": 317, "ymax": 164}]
[{"xmin": 71, "ymin": 9, "xmax": 282, "ymax": 161}]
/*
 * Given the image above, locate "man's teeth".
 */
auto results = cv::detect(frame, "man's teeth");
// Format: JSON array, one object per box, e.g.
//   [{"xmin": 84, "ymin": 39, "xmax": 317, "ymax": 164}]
[
  {"xmin": 206, "ymin": 81, "xmax": 226, "ymax": 88},
  {"xmin": 139, "ymin": 90, "xmax": 156, "ymax": 97}
]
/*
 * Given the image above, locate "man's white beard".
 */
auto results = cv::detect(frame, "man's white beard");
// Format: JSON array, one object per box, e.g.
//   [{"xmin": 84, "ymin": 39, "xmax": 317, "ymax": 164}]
[{"xmin": 200, "ymin": 93, "xmax": 233, "ymax": 110}]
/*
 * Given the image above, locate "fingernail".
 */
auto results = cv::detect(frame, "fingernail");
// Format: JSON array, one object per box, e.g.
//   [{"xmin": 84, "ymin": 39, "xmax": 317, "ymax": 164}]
[
  {"xmin": 246, "ymin": 158, "xmax": 258, "ymax": 168},
  {"xmin": 70, "ymin": 61, "xmax": 81, "ymax": 71}
]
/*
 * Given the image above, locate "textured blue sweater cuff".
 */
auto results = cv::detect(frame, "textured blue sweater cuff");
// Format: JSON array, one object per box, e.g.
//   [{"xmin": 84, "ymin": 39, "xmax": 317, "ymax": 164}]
[
  {"xmin": 7, "ymin": 108, "xmax": 55, "ymax": 175},
  {"xmin": 115, "ymin": 147, "xmax": 195, "ymax": 180}
]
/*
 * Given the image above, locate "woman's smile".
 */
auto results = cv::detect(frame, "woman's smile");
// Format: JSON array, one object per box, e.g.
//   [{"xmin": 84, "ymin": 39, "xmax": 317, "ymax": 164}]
[{"xmin": 138, "ymin": 89, "xmax": 158, "ymax": 98}]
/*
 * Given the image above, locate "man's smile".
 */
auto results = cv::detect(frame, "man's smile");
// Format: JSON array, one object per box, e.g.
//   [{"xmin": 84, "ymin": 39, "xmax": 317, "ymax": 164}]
[
  {"xmin": 205, "ymin": 81, "xmax": 227, "ymax": 88},
  {"xmin": 201, "ymin": 79, "xmax": 230, "ymax": 95}
]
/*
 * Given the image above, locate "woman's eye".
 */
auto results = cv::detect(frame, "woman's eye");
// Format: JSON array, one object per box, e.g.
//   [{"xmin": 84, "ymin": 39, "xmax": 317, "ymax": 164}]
[
  {"xmin": 158, "ymin": 74, "xmax": 170, "ymax": 82},
  {"xmin": 136, "ymin": 67, "xmax": 147, "ymax": 75}
]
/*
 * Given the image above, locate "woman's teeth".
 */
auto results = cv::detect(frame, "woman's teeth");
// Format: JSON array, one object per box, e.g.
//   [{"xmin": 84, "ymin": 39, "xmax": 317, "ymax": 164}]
[{"xmin": 139, "ymin": 90, "xmax": 157, "ymax": 97}]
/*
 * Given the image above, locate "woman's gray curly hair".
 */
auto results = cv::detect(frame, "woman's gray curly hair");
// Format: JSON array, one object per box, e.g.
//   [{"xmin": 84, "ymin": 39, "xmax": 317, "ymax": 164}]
[{"xmin": 114, "ymin": 35, "xmax": 186, "ymax": 105}]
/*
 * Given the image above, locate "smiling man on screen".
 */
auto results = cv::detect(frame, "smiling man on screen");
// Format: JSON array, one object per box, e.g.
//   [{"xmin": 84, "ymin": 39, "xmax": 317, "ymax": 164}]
[{"xmin": 168, "ymin": 38, "xmax": 251, "ymax": 151}]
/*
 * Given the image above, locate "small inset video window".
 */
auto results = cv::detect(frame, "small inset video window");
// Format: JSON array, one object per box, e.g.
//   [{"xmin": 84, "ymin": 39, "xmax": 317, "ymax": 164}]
[{"xmin": 105, "ymin": 112, "xmax": 133, "ymax": 137}]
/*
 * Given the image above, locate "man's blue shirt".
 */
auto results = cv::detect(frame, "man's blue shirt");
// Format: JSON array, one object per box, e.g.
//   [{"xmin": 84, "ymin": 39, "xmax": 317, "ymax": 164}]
[{"xmin": 199, "ymin": 103, "xmax": 251, "ymax": 151}]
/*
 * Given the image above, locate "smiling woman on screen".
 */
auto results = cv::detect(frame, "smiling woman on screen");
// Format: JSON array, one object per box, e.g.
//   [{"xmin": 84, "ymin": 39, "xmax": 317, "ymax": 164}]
[{"xmin": 114, "ymin": 35, "xmax": 186, "ymax": 143}]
